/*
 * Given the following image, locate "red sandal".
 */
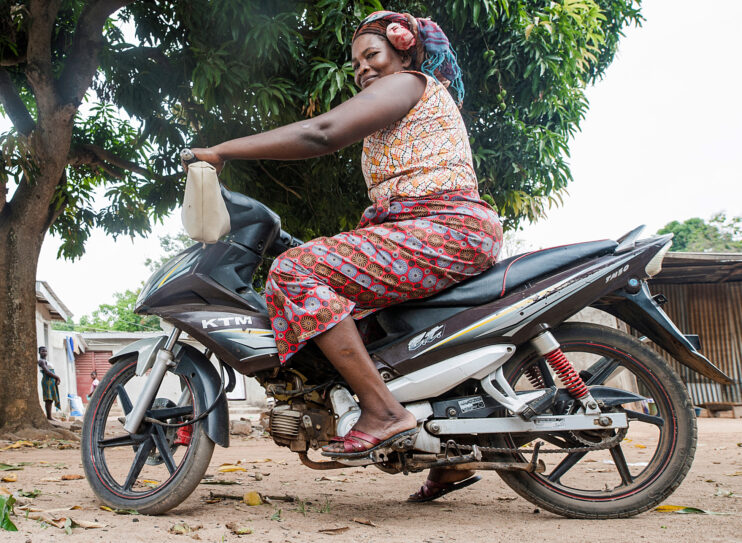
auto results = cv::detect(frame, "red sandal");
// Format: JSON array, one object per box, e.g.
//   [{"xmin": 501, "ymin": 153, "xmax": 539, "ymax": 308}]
[
  {"xmin": 321, "ymin": 428, "xmax": 417, "ymax": 459},
  {"xmin": 408, "ymin": 475, "xmax": 482, "ymax": 503}
]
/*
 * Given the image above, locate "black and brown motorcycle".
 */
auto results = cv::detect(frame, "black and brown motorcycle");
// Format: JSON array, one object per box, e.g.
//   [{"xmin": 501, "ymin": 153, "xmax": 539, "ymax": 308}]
[{"xmin": 81, "ymin": 153, "xmax": 731, "ymax": 518}]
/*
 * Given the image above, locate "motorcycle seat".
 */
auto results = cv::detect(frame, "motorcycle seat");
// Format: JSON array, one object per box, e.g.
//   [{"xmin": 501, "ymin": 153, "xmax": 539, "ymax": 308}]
[{"xmin": 403, "ymin": 239, "xmax": 618, "ymax": 308}]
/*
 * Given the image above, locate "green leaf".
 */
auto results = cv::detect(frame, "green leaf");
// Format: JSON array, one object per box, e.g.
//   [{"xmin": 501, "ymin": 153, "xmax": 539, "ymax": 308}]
[{"xmin": 0, "ymin": 495, "xmax": 18, "ymax": 532}]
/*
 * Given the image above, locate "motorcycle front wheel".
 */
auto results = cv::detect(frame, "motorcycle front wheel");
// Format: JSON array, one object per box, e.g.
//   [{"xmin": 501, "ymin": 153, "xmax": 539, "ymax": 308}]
[
  {"xmin": 488, "ymin": 322, "xmax": 696, "ymax": 519},
  {"xmin": 81, "ymin": 356, "xmax": 215, "ymax": 514}
]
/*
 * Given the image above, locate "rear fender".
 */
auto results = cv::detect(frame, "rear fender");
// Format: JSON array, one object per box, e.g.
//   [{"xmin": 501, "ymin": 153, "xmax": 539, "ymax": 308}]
[
  {"xmin": 594, "ymin": 283, "xmax": 732, "ymax": 384},
  {"xmin": 109, "ymin": 337, "xmax": 229, "ymax": 447}
]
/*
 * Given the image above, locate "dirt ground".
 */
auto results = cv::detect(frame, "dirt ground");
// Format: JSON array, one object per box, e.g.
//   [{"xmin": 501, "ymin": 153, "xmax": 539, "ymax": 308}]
[{"xmin": 1, "ymin": 418, "xmax": 741, "ymax": 543}]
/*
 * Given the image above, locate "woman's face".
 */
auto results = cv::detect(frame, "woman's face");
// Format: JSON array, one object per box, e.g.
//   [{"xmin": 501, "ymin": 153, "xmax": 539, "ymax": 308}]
[{"xmin": 351, "ymin": 33, "xmax": 411, "ymax": 90}]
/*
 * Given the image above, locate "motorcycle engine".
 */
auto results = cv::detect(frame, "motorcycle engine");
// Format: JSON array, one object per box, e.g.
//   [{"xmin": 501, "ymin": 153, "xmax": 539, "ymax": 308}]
[{"xmin": 268, "ymin": 402, "xmax": 335, "ymax": 452}]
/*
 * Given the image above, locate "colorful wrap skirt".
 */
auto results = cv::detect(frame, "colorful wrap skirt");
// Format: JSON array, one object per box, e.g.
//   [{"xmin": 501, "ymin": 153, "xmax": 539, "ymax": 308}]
[
  {"xmin": 41, "ymin": 372, "xmax": 61, "ymax": 410},
  {"xmin": 265, "ymin": 189, "xmax": 503, "ymax": 363}
]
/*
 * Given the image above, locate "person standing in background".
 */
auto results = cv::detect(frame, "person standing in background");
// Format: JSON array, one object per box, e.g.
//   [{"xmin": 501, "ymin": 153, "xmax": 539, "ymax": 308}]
[
  {"xmin": 38, "ymin": 346, "xmax": 60, "ymax": 420},
  {"xmin": 88, "ymin": 370, "xmax": 99, "ymax": 400}
]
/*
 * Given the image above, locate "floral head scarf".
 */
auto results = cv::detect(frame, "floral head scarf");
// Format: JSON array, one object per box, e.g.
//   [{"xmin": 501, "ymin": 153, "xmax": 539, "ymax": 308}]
[{"xmin": 353, "ymin": 11, "xmax": 465, "ymax": 106}]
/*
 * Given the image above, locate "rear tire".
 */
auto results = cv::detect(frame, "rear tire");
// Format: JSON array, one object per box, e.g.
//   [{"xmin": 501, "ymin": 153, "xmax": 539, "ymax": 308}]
[
  {"xmin": 491, "ymin": 322, "xmax": 696, "ymax": 519},
  {"xmin": 81, "ymin": 356, "xmax": 215, "ymax": 514}
]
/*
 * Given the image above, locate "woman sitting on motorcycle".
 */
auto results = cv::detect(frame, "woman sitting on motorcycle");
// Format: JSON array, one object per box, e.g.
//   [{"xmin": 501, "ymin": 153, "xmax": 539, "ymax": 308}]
[{"xmin": 189, "ymin": 11, "xmax": 503, "ymax": 501}]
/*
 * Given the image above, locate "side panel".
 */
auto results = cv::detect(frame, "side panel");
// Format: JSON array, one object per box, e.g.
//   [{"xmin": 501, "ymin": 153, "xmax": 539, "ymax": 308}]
[{"xmin": 156, "ymin": 307, "xmax": 281, "ymax": 375}]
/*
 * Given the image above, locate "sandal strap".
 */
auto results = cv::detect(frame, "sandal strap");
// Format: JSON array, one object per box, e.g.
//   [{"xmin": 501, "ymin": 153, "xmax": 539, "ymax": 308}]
[
  {"xmin": 345, "ymin": 429, "xmax": 381, "ymax": 446},
  {"xmin": 328, "ymin": 430, "xmax": 381, "ymax": 454}
]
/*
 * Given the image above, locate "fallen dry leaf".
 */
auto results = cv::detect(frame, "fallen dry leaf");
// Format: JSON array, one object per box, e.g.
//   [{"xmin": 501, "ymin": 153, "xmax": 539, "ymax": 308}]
[
  {"xmin": 0, "ymin": 487, "xmax": 10, "ymax": 495},
  {"xmin": 317, "ymin": 476, "xmax": 349, "ymax": 483},
  {"xmin": 726, "ymin": 471, "xmax": 742, "ymax": 477},
  {"xmin": 245, "ymin": 458, "xmax": 272, "ymax": 463},
  {"xmin": 352, "ymin": 517, "xmax": 376, "ymax": 527},
  {"xmin": 654, "ymin": 505, "xmax": 728, "ymax": 515},
  {"xmin": 496, "ymin": 496, "xmax": 517, "ymax": 501},
  {"xmin": 243, "ymin": 491, "xmax": 262, "ymax": 506},
  {"xmin": 72, "ymin": 519, "xmax": 105, "ymax": 529},
  {"xmin": 61, "ymin": 474, "xmax": 84, "ymax": 481},
  {"xmin": 225, "ymin": 521, "xmax": 253, "ymax": 535},
  {"xmin": 318, "ymin": 527, "xmax": 350, "ymax": 534},
  {"xmin": 0, "ymin": 440, "xmax": 36, "ymax": 451},
  {"xmin": 217, "ymin": 465, "xmax": 247, "ymax": 473},
  {"xmin": 170, "ymin": 522, "xmax": 201, "ymax": 534},
  {"xmin": 1, "ymin": 474, "xmax": 17, "ymax": 483}
]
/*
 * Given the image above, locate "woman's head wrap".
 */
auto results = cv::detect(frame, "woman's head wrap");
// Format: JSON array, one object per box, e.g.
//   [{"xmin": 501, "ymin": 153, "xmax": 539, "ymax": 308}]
[{"xmin": 353, "ymin": 11, "xmax": 465, "ymax": 106}]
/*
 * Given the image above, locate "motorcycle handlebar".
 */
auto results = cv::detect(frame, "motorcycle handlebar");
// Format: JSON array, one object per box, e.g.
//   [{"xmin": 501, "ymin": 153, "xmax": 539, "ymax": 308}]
[{"xmin": 180, "ymin": 148, "xmax": 199, "ymax": 165}]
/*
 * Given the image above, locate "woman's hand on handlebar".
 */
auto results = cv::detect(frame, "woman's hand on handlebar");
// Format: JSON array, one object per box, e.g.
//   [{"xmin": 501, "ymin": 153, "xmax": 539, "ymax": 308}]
[{"xmin": 182, "ymin": 147, "xmax": 225, "ymax": 174}]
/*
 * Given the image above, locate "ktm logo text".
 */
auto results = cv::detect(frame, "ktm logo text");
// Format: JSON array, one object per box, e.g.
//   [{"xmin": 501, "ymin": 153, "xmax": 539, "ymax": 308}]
[{"xmin": 201, "ymin": 316, "xmax": 253, "ymax": 329}]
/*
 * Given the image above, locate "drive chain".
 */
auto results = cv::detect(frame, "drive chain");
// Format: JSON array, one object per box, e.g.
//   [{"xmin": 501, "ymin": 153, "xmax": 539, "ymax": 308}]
[{"xmin": 450, "ymin": 426, "xmax": 628, "ymax": 455}]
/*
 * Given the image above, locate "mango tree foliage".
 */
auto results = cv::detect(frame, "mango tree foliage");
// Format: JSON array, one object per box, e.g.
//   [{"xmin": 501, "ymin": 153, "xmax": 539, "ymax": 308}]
[
  {"xmin": 658, "ymin": 214, "xmax": 742, "ymax": 253},
  {"xmin": 0, "ymin": 0, "xmax": 640, "ymax": 436}
]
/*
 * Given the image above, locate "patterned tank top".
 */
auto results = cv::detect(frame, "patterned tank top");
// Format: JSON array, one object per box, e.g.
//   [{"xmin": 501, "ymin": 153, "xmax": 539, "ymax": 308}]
[{"xmin": 361, "ymin": 71, "xmax": 478, "ymax": 203}]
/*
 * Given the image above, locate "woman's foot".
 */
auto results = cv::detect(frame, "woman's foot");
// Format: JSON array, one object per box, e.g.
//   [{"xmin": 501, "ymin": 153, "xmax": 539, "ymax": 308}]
[
  {"xmin": 322, "ymin": 408, "xmax": 417, "ymax": 456},
  {"xmin": 408, "ymin": 470, "xmax": 481, "ymax": 502}
]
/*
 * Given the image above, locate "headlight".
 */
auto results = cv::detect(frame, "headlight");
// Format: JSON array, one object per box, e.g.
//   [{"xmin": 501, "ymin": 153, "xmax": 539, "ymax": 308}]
[{"xmin": 645, "ymin": 241, "xmax": 672, "ymax": 277}]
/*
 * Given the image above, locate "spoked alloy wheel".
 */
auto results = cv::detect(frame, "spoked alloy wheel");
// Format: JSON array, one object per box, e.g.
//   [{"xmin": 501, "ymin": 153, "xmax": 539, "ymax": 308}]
[
  {"xmin": 489, "ymin": 322, "xmax": 696, "ymax": 519},
  {"xmin": 81, "ymin": 357, "xmax": 214, "ymax": 514}
]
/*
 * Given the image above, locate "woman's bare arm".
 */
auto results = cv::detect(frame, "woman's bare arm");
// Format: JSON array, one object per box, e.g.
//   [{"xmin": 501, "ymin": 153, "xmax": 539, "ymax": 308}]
[{"xmin": 191, "ymin": 72, "xmax": 425, "ymax": 167}]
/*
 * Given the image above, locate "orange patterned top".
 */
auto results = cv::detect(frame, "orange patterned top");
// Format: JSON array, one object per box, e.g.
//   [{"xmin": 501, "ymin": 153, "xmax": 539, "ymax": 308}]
[{"xmin": 361, "ymin": 72, "xmax": 478, "ymax": 203}]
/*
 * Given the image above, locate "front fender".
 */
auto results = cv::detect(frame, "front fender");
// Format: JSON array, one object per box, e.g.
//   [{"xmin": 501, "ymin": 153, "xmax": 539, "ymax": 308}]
[
  {"xmin": 173, "ymin": 343, "xmax": 230, "ymax": 448},
  {"xmin": 110, "ymin": 337, "xmax": 229, "ymax": 447},
  {"xmin": 110, "ymin": 336, "xmax": 168, "ymax": 376},
  {"xmin": 594, "ymin": 283, "xmax": 732, "ymax": 384}
]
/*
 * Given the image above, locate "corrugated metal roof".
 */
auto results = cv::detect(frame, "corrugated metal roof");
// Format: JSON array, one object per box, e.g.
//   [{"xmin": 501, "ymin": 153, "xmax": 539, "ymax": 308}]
[{"xmin": 653, "ymin": 252, "xmax": 742, "ymax": 284}]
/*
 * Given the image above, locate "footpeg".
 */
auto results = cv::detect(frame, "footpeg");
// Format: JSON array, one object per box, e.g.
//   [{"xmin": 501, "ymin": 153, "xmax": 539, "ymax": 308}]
[
  {"xmin": 519, "ymin": 386, "xmax": 557, "ymax": 420},
  {"xmin": 391, "ymin": 434, "xmax": 416, "ymax": 452}
]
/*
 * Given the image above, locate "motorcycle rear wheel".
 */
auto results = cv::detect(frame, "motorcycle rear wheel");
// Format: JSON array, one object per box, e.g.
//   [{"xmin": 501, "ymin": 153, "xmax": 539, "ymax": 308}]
[
  {"xmin": 81, "ymin": 356, "xmax": 215, "ymax": 514},
  {"xmin": 489, "ymin": 322, "xmax": 696, "ymax": 519}
]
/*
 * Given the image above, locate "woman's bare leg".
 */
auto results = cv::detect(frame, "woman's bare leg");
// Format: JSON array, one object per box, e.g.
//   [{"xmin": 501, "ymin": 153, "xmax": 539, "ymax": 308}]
[
  {"xmin": 314, "ymin": 316, "xmax": 416, "ymax": 452},
  {"xmin": 44, "ymin": 400, "xmax": 53, "ymax": 420}
]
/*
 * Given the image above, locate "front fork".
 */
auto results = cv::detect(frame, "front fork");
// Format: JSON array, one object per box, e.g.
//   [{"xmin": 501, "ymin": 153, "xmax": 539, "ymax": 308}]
[{"xmin": 123, "ymin": 328, "xmax": 182, "ymax": 434}]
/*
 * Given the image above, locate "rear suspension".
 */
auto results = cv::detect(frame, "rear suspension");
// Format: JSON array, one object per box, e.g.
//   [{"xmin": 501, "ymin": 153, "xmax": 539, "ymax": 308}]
[{"xmin": 531, "ymin": 330, "xmax": 598, "ymax": 412}]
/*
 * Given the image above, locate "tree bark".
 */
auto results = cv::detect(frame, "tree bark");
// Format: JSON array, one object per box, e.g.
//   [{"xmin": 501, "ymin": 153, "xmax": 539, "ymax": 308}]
[{"xmin": 0, "ymin": 188, "xmax": 71, "ymax": 439}]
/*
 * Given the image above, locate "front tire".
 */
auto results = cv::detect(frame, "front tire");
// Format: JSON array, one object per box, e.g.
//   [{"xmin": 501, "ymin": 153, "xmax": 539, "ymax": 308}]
[
  {"xmin": 491, "ymin": 322, "xmax": 696, "ymax": 519},
  {"xmin": 81, "ymin": 356, "xmax": 215, "ymax": 514}
]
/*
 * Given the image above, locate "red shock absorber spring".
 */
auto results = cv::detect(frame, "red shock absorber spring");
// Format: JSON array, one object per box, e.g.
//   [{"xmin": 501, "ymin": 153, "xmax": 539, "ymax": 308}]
[
  {"xmin": 524, "ymin": 365, "xmax": 546, "ymax": 389},
  {"xmin": 543, "ymin": 348, "xmax": 589, "ymax": 399}
]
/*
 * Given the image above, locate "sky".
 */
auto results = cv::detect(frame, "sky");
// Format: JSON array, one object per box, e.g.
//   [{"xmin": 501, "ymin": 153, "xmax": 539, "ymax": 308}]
[{"xmin": 28, "ymin": 0, "xmax": 742, "ymax": 318}]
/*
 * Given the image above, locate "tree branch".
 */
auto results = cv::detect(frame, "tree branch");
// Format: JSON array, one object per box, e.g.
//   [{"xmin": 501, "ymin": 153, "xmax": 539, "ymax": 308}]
[
  {"xmin": 25, "ymin": 0, "xmax": 61, "ymax": 105},
  {"xmin": 0, "ymin": 54, "xmax": 26, "ymax": 67},
  {"xmin": 57, "ymin": 0, "xmax": 135, "ymax": 106},
  {"xmin": 0, "ymin": 69, "xmax": 35, "ymax": 136},
  {"xmin": 70, "ymin": 143, "xmax": 177, "ymax": 183},
  {"xmin": 257, "ymin": 161, "xmax": 303, "ymax": 200}
]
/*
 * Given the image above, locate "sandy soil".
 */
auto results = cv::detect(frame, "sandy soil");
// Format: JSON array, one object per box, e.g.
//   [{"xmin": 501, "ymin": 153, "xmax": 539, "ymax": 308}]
[{"xmin": 1, "ymin": 418, "xmax": 741, "ymax": 543}]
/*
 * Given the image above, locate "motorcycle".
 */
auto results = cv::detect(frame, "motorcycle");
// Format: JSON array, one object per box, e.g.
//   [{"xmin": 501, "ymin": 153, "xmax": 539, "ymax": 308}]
[{"xmin": 81, "ymin": 151, "xmax": 731, "ymax": 519}]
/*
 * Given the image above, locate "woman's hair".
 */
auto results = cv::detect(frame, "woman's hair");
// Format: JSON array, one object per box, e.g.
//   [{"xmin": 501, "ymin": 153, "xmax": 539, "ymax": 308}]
[{"xmin": 353, "ymin": 11, "xmax": 465, "ymax": 105}]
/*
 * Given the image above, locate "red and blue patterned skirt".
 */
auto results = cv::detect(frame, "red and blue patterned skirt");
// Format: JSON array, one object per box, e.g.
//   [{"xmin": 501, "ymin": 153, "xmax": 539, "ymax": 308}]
[{"xmin": 265, "ymin": 190, "xmax": 503, "ymax": 363}]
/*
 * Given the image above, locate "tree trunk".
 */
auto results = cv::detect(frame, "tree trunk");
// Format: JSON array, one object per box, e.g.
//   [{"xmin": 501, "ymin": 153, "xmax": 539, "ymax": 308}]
[
  {"xmin": 0, "ymin": 215, "xmax": 61, "ymax": 439},
  {"xmin": 0, "ymin": 117, "xmax": 77, "ymax": 441}
]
